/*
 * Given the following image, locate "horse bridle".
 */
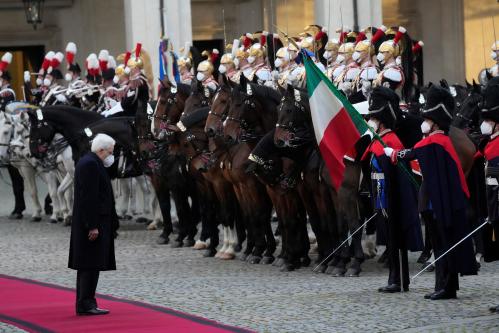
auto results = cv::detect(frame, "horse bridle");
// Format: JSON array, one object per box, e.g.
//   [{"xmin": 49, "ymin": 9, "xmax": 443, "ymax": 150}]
[{"xmin": 275, "ymin": 96, "xmax": 309, "ymax": 133}]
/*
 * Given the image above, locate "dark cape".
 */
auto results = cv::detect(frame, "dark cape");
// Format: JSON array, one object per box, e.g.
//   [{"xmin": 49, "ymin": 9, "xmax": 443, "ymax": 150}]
[
  {"xmin": 363, "ymin": 131, "xmax": 423, "ymax": 251},
  {"xmin": 68, "ymin": 152, "xmax": 118, "ymax": 271},
  {"xmin": 413, "ymin": 132, "xmax": 477, "ymax": 275},
  {"xmin": 482, "ymin": 135, "xmax": 499, "ymax": 262}
]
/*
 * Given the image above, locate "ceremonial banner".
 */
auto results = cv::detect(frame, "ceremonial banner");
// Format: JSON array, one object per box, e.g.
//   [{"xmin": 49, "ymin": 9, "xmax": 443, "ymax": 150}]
[{"xmin": 304, "ymin": 55, "xmax": 368, "ymax": 189}]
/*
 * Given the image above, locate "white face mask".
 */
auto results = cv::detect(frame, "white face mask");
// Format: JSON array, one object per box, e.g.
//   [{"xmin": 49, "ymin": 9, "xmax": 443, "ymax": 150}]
[
  {"xmin": 196, "ymin": 72, "xmax": 205, "ymax": 82},
  {"xmin": 274, "ymin": 58, "xmax": 283, "ymax": 68},
  {"xmin": 43, "ymin": 78, "xmax": 51, "ymax": 87},
  {"xmin": 218, "ymin": 64, "xmax": 227, "ymax": 74},
  {"xmin": 480, "ymin": 120, "xmax": 494, "ymax": 135},
  {"xmin": 421, "ymin": 120, "xmax": 432, "ymax": 134},
  {"xmin": 247, "ymin": 56, "xmax": 256, "ymax": 64},
  {"xmin": 377, "ymin": 53, "xmax": 385, "ymax": 64},
  {"xmin": 36, "ymin": 78, "xmax": 43, "ymax": 86},
  {"xmin": 64, "ymin": 73, "xmax": 72, "ymax": 82},
  {"xmin": 367, "ymin": 119, "xmax": 379, "ymax": 133},
  {"xmin": 492, "ymin": 51, "xmax": 498, "ymax": 61},
  {"xmin": 335, "ymin": 54, "xmax": 345, "ymax": 64},
  {"xmin": 103, "ymin": 154, "xmax": 114, "ymax": 168},
  {"xmin": 113, "ymin": 75, "xmax": 119, "ymax": 84},
  {"xmin": 352, "ymin": 51, "xmax": 361, "ymax": 63}
]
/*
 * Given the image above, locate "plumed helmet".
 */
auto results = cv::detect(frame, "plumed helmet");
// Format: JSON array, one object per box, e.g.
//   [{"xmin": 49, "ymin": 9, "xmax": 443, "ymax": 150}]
[
  {"xmin": 248, "ymin": 43, "xmax": 265, "ymax": 58},
  {"xmin": 367, "ymin": 86, "xmax": 400, "ymax": 129},
  {"xmin": 324, "ymin": 39, "xmax": 340, "ymax": 52},
  {"xmin": 338, "ymin": 42, "xmax": 355, "ymax": 54},
  {"xmin": 481, "ymin": 76, "xmax": 499, "ymax": 122},
  {"xmin": 422, "ymin": 84, "xmax": 455, "ymax": 131},
  {"xmin": 354, "ymin": 40, "xmax": 374, "ymax": 55}
]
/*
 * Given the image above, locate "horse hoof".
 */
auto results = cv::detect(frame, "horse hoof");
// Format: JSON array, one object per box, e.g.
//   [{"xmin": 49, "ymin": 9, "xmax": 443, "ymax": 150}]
[
  {"xmin": 147, "ymin": 221, "xmax": 158, "ymax": 230},
  {"xmin": 203, "ymin": 248, "xmax": 217, "ymax": 257},
  {"xmin": 220, "ymin": 252, "xmax": 235, "ymax": 260},
  {"xmin": 249, "ymin": 255, "xmax": 262, "ymax": 264},
  {"xmin": 57, "ymin": 217, "xmax": 63, "ymax": 222},
  {"xmin": 135, "ymin": 217, "xmax": 151, "ymax": 223},
  {"xmin": 156, "ymin": 236, "xmax": 170, "ymax": 245},
  {"xmin": 314, "ymin": 264, "xmax": 327, "ymax": 273},
  {"xmin": 423, "ymin": 262, "xmax": 435, "ymax": 272},
  {"xmin": 301, "ymin": 256, "xmax": 311, "ymax": 267},
  {"xmin": 261, "ymin": 256, "xmax": 275, "ymax": 265},
  {"xmin": 170, "ymin": 240, "xmax": 183, "ymax": 248},
  {"xmin": 32, "ymin": 217, "xmax": 42, "ymax": 222},
  {"xmin": 49, "ymin": 219, "xmax": 57, "ymax": 224},
  {"xmin": 417, "ymin": 253, "xmax": 431, "ymax": 264},
  {"xmin": 63, "ymin": 217, "xmax": 72, "ymax": 226},
  {"xmin": 346, "ymin": 268, "xmax": 361, "ymax": 277},
  {"xmin": 239, "ymin": 253, "xmax": 249, "ymax": 261},
  {"xmin": 9, "ymin": 213, "xmax": 23, "ymax": 220},
  {"xmin": 272, "ymin": 258, "xmax": 284, "ymax": 267},
  {"xmin": 193, "ymin": 240, "xmax": 208, "ymax": 250},
  {"xmin": 280, "ymin": 263, "xmax": 295, "ymax": 272},
  {"xmin": 331, "ymin": 267, "xmax": 346, "ymax": 277},
  {"xmin": 234, "ymin": 244, "xmax": 242, "ymax": 253},
  {"xmin": 184, "ymin": 239, "xmax": 195, "ymax": 247}
]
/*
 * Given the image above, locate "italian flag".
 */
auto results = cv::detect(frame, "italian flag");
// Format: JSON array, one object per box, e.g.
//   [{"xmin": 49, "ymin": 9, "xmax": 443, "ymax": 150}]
[{"xmin": 304, "ymin": 55, "xmax": 368, "ymax": 190}]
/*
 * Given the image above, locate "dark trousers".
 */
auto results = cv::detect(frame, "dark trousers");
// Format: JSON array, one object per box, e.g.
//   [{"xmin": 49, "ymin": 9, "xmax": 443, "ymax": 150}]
[
  {"xmin": 384, "ymin": 215, "xmax": 409, "ymax": 288},
  {"xmin": 425, "ymin": 212, "xmax": 459, "ymax": 293},
  {"xmin": 76, "ymin": 270, "xmax": 100, "ymax": 312},
  {"xmin": 7, "ymin": 165, "xmax": 25, "ymax": 214}
]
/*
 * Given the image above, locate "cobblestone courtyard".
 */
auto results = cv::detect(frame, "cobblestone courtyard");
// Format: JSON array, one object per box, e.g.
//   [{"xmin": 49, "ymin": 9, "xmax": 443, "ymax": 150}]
[{"xmin": 0, "ymin": 216, "xmax": 498, "ymax": 333}]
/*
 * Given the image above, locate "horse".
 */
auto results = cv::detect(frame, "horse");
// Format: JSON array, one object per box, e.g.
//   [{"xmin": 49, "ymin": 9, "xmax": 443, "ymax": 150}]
[
  {"xmin": 224, "ymin": 77, "xmax": 289, "ymax": 267},
  {"xmin": 272, "ymin": 85, "xmax": 339, "ymax": 273},
  {"xmin": 143, "ymin": 79, "xmax": 200, "ymax": 247},
  {"xmin": 0, "ymin": 110, "xmax": 70, "ymax": 223}
]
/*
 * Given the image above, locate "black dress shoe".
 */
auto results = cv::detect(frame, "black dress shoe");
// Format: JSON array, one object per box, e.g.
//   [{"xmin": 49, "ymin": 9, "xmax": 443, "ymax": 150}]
[
  {"xmin": 430, "ymin": 289, "xmax": 456, "ymax": 300},
  {"xmin": 378, "ymin": 284, "xmax": 401, "ymax": 293},
  {"xmin": 489, "ymin": 305, "xmax": 499, "ymax": 313},
  {"xmin": 77, "ymin": 308, "xmax": 110, "ymax": 316},
  {"xmin": 424, "ymin": 291, "xmax": 436, "ymax": 299}
]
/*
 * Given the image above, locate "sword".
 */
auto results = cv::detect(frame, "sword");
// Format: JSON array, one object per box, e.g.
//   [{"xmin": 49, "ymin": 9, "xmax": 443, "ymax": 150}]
[
  {"xmin": 313, "ymin": 212, "xmax": 378, "ymax": 272},
  {"xmin": 411, "ymin": 219, "xmax": 488, "ymax": 281}
]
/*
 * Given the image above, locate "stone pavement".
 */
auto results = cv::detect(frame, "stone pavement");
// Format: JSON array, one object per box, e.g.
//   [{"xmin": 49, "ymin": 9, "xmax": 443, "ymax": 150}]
[{"xmin": 0, "ymin": 216, "xmax": 498, "ymax": 333}]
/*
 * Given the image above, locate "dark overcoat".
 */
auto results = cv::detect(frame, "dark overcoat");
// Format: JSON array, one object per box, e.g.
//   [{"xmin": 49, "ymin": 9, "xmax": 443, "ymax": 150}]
[{"xmin": 68, "ymin": 152, "xmax": 118, "ymax": 271}]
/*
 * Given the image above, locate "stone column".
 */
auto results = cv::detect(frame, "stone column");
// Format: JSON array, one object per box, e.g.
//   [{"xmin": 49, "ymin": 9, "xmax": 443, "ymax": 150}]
[
  {"xmin": 162, "ymin": 0, "xmax": 193, "ymax": 53},
  {"xmin": 314, "ymin": 0, "xmax": 382, "ymax": 34}
]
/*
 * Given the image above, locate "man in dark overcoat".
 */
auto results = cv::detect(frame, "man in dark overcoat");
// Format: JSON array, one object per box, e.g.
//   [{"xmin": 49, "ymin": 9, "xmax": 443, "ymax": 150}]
[{"xmin": 68, "ymin": 133, "xmax": 119, "ymax": 315}]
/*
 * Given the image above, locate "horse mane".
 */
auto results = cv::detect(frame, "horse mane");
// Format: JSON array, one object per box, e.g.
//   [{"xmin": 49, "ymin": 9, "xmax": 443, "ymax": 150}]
[
  {"xmin": 249, "ymin": 84, "xmax": 282, "ymax": 105},
  {"xmin": 177, "ymin": 83, "xmax": 191, "ymax": 96},
  {"xmin": 179, "ymin": 106, "xmax": 210, "ymax": 129}
]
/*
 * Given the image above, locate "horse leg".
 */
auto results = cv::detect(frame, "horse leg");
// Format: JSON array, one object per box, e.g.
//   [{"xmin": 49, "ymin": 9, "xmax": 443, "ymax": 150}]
[
  {"xmin": 149, "ymin": 174, "xmax": 173, "ymax": 244},
  {"xmin": 44, "ymin": 171, "xmax": 61, "ymax": 224},
  {"xmin": 128, "ymin": 177, "xmax": 137, "ymax": 216},
  {"xmin": 135, "ymin": 176, "xmax": 154, "ymax": 224},
  {"xmin": 19, "ymin": 166, "xmax": 42, "ymax": 222},
  {"xmin": 6, "ymin": 165, "xmax": 25, "ymax": 217}
]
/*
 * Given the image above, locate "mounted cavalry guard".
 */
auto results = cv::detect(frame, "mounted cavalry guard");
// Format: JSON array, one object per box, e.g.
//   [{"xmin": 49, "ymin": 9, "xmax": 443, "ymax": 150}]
[
  {"xmin": 478, "ymin": 77, "xmax": 499, "ymax": 312},
  {"xmin": 122, "ymin": 43, "xmax": 150, "ymax": 117},
  {"xmin": 334, "ymin": 32, "xmax": 357, "ymax": 95},
  {"xmin": 384, "ymin": 85, "xmax": 477, "ymax": 300},
  {"xmin": 219, "ymin": 40, "xmax": 240, "ymax": 83},
  {"xmin": 351, "ymin": 26, "xmax": 386, "ymax": 101},
  {"xmin": 373, "ymin": 26, "xmax": 414, "ymax": 107},
  {"xmin": 273, "ymin": 46, "xmax": 294, "ymax": 88},
  {"xmin": 324, "ymin": 38, "xmax": 340, "ymax": 80},
  {"xmin": 178, "ymin": 43, "xmax": 194, "ymax": 85},
  {"xmin": 196, "ymin": 49, "xmax": 219, "ymax": 91},
  {"xmin": 96, "ymin": 52, "xmax": 119, "ymax": 114},
  {"xmin": 40, "ymin": 51, "xmax": 67, "ymax": 107},
  {"xmin": 64, "ymin": 42, "xmax": 84, "ymax": 108},
  {"xmin": 362, "ymin": 87, "xmax": 423, "ymax": 293},
  {"xmin": 0, "ymin": 52, "xmax": 25, "ymax": 220}
]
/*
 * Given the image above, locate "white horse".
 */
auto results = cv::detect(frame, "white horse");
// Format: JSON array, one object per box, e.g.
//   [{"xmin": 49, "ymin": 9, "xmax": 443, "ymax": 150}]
[{"xmin": 2, "ymin": 111, "xmax": 74, "ymax": 223}]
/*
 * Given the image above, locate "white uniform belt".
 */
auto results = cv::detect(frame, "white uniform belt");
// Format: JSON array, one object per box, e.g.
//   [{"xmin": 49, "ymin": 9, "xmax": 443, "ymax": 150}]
[
  {"xmin": 371, "ymin": 172, "xmax": 385, "ymax": 180},
  {"xmin": 486, "ymin": 177, "xmax": 499, "ymax": 186}
]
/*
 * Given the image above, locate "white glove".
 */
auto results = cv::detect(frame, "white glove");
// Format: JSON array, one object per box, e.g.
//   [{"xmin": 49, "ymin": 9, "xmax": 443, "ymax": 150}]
[
  {"xmin": 55, "ymin": 94, "xmax": 67, "ymax": 103},
  {"xmin": 384, "ymin": 147, "xmax": 394, "ymax": 157},
  {"xmin": 24, "ymin": 71, "xmax": 30, "ymax": 83}
]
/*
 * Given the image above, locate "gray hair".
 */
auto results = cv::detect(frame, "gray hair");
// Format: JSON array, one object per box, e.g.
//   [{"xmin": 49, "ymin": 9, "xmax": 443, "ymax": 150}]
[{"xmin": 91, "ymin": 133, "xmax": 116, "ymax": 152}]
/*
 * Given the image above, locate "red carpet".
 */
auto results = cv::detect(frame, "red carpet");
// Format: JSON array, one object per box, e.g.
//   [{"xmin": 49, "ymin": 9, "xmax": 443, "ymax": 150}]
[{"xmin": 0, "ymin": 274, "xmax": 253, "ymax": 333}]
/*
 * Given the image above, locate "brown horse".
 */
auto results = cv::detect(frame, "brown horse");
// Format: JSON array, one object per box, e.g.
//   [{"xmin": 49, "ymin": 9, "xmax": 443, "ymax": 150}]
[
  {"xmin": 223, "ymin": 78, "xmax": 278, "ymax": 265},
  {"xmin": 272, "ymin": 85, "xmax": 339, "ymax": 273},
  {"xmin": 146, "ymin": 79, "xmax": 200, "ymax": 247}
]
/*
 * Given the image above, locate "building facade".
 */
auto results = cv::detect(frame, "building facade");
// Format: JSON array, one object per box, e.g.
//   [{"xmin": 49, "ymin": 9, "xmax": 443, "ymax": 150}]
[{"xmin": 0, "ymin": 0, "xmax": 497, "ymax": 98}]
